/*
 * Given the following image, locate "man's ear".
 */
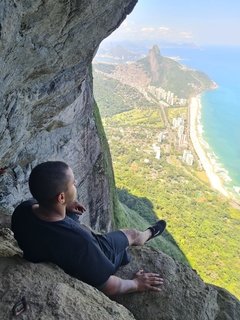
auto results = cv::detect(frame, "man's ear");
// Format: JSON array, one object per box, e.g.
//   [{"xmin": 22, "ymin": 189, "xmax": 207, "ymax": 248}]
[{"xmin": 56, "ymin": 192, "xmax": 66, "ymax": 205}]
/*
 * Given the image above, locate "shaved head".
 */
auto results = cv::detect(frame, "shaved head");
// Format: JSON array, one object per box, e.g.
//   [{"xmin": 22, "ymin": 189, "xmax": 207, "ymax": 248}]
[{"xmin": 29, "ymin": 161, "xmax": 70, "ymax": 206}]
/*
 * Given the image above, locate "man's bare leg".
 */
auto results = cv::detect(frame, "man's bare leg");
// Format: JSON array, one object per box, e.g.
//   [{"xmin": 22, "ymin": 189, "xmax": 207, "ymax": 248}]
[
  {"xmin": 121, "ymin": 229, "xmax": 152, "ymax": 246},
  {"xmin": 121, "ymin": 220, "xmax": 166, "ymax": 246}
]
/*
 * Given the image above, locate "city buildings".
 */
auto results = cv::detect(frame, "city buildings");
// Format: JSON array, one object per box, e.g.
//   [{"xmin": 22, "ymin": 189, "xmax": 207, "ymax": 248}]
[{"xmin": 148, "ymin": 85, "xmax": 187, "ymax": 106}]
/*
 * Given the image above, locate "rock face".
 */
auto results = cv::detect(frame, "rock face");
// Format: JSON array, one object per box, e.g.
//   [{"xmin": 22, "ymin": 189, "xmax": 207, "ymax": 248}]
[
  {"xmin": 147, "ymin": 45, "xmax": 163, "ymax": 83},
  {"xmin": 115, "ymin": 247, "xmax": 240, "ymax": 320},
  {"xmin": 1, "ymin": 228, "xmax": 239, "ymax": 320},
  {"xmin": 0, "ymin": 0, "xmax": 137, "ymax": 231},
  {"xmin": 0, "ymin": 228, "xmax": 136, "ymax": 320}
]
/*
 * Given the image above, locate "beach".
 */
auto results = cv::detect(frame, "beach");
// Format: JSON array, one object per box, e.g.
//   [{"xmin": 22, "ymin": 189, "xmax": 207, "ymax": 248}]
[{"xmin": 189, "ymin": 96, "xmax": 229, "ymax": 197}]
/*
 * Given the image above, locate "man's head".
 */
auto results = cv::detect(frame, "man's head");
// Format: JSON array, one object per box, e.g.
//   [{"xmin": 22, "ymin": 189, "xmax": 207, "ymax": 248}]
[{"xmin": 29, "ymin": 161, "xmax": 77, "ymax": 207}]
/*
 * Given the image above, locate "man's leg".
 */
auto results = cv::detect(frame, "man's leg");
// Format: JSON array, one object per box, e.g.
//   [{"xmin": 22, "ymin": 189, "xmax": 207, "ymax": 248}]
[
  {"xmin": 120, "ymin": 228, "xmax": 151, "ymax": 246},
  {"xmin": 95, "ymin": 220, "xmax": 166, "ymax": 271},
  {"xmin": 121, "ymin": 220, "xmax": 167, "ymax": 246}
]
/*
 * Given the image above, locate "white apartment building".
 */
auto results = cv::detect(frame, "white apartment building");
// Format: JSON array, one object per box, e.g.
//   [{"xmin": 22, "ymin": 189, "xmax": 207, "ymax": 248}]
[
  {"xmin": 152, "ymin": 143, "xmax": 161, "ymax": 160},
  {"xmin": 182, "ymin": 149, "xmax": 194, "ymax": 166}
]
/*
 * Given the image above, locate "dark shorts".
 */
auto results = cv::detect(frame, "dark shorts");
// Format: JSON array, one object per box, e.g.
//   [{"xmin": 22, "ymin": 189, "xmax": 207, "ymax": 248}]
[
  {"xmin": 94, "ymin": 231, "xmax": 130, "ymax": 272},
  {"xmin": 67, "ymin": 213, "xmax": 130, "ymax": 273}
]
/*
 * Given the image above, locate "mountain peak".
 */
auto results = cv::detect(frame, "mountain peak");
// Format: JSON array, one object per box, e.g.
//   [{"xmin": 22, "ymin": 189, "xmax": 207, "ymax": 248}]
[
  {"xmin": 149, "ymin": 45, "xmax": 161, "ymax": 57},
  {"xmin": 146, "ymin": 45, "xmax": 162, "ymax": 82}
]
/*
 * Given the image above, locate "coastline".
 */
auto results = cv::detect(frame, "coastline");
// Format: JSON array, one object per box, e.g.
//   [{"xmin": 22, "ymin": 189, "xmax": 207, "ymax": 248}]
[{"xmin": 189, "ymin": 96, "xmax": 229, "ymax": 197}]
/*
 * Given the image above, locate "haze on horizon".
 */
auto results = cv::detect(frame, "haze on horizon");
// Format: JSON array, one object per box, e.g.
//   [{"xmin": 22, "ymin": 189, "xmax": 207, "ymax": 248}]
[{"xmin": 104, "ymin": 0, "xmax": 240, "ymax": 47}]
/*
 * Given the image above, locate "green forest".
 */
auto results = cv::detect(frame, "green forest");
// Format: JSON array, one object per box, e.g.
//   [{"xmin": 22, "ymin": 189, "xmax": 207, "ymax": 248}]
[{"xmin": 93, "ymin": 66, "xmax": 240, "ymax": 299}]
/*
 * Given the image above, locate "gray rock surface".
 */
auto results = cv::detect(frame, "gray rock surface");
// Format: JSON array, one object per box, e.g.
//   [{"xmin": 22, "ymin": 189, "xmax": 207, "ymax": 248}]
[
  {"xmin": 0, "ymin": 228, "xmax": 136, "ymax": 320},
  {"xmin": 115, "ymin": 247, "xmax": 240, "ymax": 320},
  {"xmin": 0, "ymin": 0, "xmax": 137, "ymax": 231},
  {"xmin": 1, "ymin": 229, "xmax": 239, "ymax": 320}
]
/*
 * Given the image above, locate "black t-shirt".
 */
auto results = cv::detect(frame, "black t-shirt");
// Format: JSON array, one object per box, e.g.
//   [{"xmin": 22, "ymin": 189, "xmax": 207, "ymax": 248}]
[{"xmin": 11, "ymin": 200, "xmax": 115, "ymax": 288}]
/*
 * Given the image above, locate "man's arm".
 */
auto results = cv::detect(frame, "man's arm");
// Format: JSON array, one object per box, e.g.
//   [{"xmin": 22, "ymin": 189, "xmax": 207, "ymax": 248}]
[{"xmin": 101, "ymin": 270, "xmax": 163, "ymax": 296}]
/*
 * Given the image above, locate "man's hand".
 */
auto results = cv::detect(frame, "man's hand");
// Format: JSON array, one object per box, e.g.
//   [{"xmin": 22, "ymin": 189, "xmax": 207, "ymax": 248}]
[
  {"xmin": 101, "ymin": 270, "xmax": 163, "ymax": 296},
  {"xmin": 66, "ymin": 201, "xmax": 86, "ymax": 215},
  {"xmin": 133, "ymin": 269, "xmax": 163, "ymax": 292}
]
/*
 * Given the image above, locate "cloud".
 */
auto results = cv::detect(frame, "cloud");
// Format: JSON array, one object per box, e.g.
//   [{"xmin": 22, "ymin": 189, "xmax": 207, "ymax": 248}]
[
  {"xmin": 141, "ymin": 26, "xmax": 170, "ymax": 34},
  {"xmin": 158, "ymin": 26, "xmax": 170, "ymax": 31},
  {"xmin": 179, "ymin": 31, "xmax": 193, "ymax": 39},
  {"xmin": 140, "ymin": 26, "xmax": 172, "ymax": 38},
  {"xmin": 108, "ymin": 21, "xmax": 194, "ymax": 44},
  {"xmin": 141, "ymin": 27, "xmax": 156, "ymax": 32}
]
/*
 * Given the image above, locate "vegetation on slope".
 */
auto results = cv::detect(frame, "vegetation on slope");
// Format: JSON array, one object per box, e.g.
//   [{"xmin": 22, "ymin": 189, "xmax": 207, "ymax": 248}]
[
  {"xmin": 105, "ymin": 109, "xmax": 240, "ymax": 298},
  {"xmin": 93, "ymin": 70, "xmax": 154, "ymax": 117},
  {"xmin": 93, "ymin": 65, "xmax": 240, "ymax": 299}
]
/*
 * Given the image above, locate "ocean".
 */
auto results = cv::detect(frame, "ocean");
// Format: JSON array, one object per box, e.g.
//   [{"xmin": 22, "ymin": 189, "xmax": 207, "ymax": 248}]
[{"xmin": 161, "ymin": 46, "xmax": 240, "ymax": 195}]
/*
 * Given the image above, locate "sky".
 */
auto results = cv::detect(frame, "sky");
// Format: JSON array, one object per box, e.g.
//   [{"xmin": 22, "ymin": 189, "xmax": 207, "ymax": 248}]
[{"xmin": 106, "ymin": 0, "xmax": 240, "ymax": 46}]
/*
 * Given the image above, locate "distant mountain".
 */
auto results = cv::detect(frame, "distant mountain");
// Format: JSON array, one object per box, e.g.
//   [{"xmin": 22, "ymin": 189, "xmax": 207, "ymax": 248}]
[
  {"xmin": 94, "ymin": 45, "xmax": 144, "ymax": 63},
  {"xmin": 94, "ymin": 45, "xmax": 215, "ymax": 99},
  {"xmin": 138, "ymin": 45, "xmax": 215, "ymax": 98}
]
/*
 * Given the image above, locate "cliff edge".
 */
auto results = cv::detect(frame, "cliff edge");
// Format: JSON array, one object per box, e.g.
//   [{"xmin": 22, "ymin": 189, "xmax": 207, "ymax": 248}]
[{"xmin": 1, "ymin": 229, "xmax": 239, "ymax": 320}]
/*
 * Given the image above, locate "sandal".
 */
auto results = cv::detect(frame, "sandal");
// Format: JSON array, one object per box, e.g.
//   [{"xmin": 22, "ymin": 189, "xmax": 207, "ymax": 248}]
[{"xmin": 147, "ymin": 220, "xmax": 166, "ymax": 241}]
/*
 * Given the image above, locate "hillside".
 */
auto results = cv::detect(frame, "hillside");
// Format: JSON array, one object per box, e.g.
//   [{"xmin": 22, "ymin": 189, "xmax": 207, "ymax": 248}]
[
  {"xmin": 93, "ymin": 66, "xmax": 240, "ymax": 298},
  {"xmin": 93, "ymin": 70, "xmax": 155, "ymax": 117},
  {"xmin": 139, "ymin": 45, "xmax": 215, "ymax": 97}
]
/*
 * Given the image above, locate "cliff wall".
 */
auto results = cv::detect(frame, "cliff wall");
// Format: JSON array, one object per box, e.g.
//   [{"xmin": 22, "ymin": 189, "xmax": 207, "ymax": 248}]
[{"xmin": 0, "ymin": 0, "xmax": 137, "ymax": 231}]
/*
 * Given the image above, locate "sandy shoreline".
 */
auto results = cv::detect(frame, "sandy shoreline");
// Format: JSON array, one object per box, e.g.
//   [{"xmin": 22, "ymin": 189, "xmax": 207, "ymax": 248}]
[{"xmin": 189, "ymin": 96, "xmax": 229, "ymax": 197}]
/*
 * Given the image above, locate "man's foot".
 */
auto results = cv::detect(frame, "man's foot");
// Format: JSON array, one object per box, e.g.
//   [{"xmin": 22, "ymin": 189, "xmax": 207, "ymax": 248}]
[{"xmin": 147, "ymin": 220, "xmax": 166, "ymax": 241}]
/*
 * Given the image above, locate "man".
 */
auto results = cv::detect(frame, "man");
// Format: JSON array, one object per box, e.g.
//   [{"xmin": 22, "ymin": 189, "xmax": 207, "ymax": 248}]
[{"xmin": 12, "ymin": 161, "xmax": 166, "ymax": 296}]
